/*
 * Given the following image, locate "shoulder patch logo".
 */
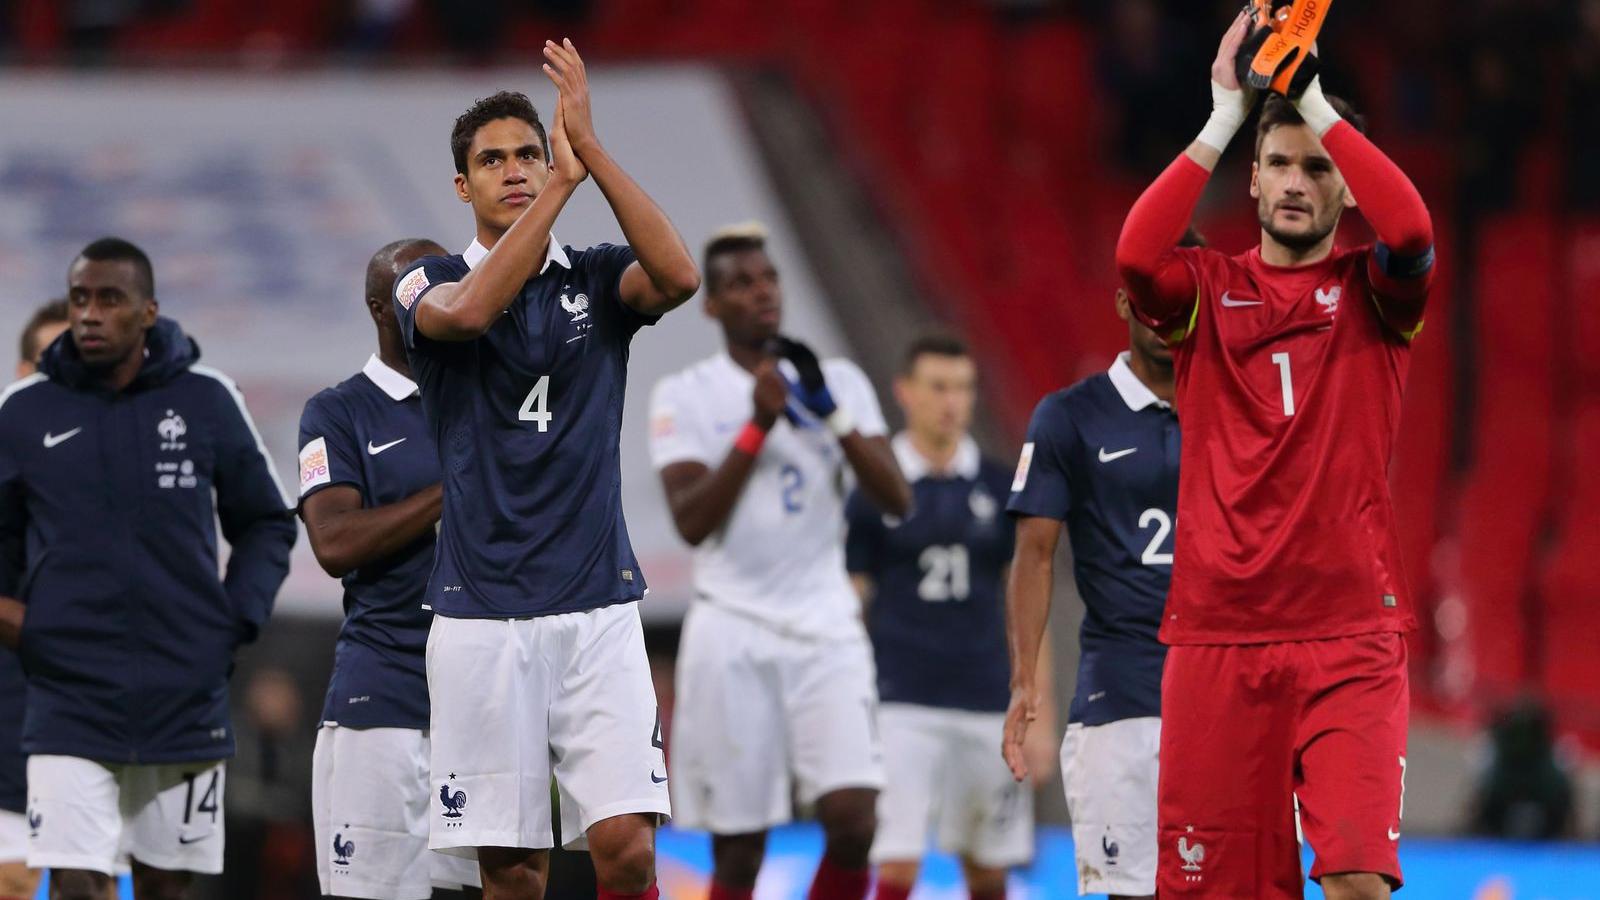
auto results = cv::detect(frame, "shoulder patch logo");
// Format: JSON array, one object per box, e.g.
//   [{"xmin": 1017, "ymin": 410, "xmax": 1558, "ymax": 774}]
[
  {"xmin": 396, "ymin": 267, "xmax": 430, "ymax": 310},
  {"xmin": 299, "ymin": 436, "xmax": 331, "ymax": 494},
  {"xmin": 1012, "ymin": 442, "xmax": 1035, "ymax": 493}
]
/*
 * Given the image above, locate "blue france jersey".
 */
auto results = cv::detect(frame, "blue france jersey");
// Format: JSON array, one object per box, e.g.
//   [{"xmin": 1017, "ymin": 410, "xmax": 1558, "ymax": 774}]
[
  {"xmin": 1006, "ymin": 354, "xmax": 1179, "ymax": 726},
  {"xmin": 393, "ymin": 238, "xmax": 654, "ymax": 618},
  {"xmin": 297, "ymin": 356, "xmax": 439, "ymax": 729},
  {"xmin": 846, "ymin": 436, "xmax": 1015, "ymax": 713}
]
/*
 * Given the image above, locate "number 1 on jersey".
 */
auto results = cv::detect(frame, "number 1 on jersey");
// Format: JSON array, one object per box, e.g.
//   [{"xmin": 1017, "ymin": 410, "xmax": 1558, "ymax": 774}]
[
  {"xmin": 1272, "ymin": 352, "xmax": 1295, "ymax": 416},
  {"xmin": 519, "ymin": 376, "xmax": 552, "ymax": 431}
]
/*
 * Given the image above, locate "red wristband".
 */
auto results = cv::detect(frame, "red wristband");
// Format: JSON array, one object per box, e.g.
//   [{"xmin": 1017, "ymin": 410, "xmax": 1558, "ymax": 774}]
[{"xmin": 734, "ymin": 422, "xmax": 767, "ymax": 456}]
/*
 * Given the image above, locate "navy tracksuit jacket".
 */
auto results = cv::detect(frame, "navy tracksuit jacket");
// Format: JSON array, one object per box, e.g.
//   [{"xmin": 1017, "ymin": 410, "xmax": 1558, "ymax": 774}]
[{"xmin": 0, "ymin": 317, "xmax": 296, "ymax": 764}]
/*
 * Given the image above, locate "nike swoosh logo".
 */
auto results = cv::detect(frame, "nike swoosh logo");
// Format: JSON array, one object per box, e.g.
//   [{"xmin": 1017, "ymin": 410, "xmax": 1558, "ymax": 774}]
[
  {"xmin": 42, "ymin": 428, "xmax": 82, "ymax": 448},
  {"xmin": 1387, "ymin": 828, "xmax": 1400, "ymax": 841},
  {"xmin": 1220, "ymin": 292, "xmax": 1264, "ymax": 308},
  {"xmin": 1098, "ymin": 447, "xmax": 1138, "ymax": 463},
  {"xmin": 367, "ymin": 438, "xmax": 407, "ymax": 455},
  {"xmin": 178, "ymin": 834, "xmax": 212, "ymax": 845},
  {"xmin": 650, "ymin": 771, "xmax": 668, "ymax": 784}
]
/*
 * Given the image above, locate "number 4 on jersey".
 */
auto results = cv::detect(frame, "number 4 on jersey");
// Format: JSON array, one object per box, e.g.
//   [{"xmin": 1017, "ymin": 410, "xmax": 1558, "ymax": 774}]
[{"xmin": 519, "ymin": 376, "xmax": 552, "ymax": 432}]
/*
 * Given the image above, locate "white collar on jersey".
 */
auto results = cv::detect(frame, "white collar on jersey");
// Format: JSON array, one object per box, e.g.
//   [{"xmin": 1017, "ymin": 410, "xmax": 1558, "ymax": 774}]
[
  {"xmin": 892, "ymin": 431, "xmax": 981, "ymax": 482},
  {"xmin": 1109, "ymin": 352, "xmax": 1170, "ymax": 412},
  {"xmin": 462, "ymin": 233, "xmax": 572, "ymax": 274},
  {"xmin": 362, "ymin": 354, "xmax": 420, "ymax": 401}
]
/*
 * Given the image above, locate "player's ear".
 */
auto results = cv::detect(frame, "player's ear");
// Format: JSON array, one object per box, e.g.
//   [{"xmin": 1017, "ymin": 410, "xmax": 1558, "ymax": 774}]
[
  {"xmin": 892, "ymin": 375, "xmax": 912, "ymax": 413},
  {"xmin": 1250, "ymin": 162, "xmax": 1262, "ymax": 199},
  {"xmin": 1115, "ymin": 289, "xmax": 1132, "ymax": 322},
  {"xmin": 454, "ymin": 172, "xmax": 471, "ymax": 204},
  {"xmin": 140, "ymin": 295, "xmax": 159, "ymax": 328},
  {"xmin": 1342, "ymin": 184, "xmax": 1358, "ymax": 210}
]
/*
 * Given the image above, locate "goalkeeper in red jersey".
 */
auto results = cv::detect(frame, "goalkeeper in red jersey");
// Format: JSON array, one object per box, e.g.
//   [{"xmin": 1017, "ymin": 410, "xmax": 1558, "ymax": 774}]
[{"xmin": 1114, "ymin": 11, "xmax": 1436, "ymax": 900}]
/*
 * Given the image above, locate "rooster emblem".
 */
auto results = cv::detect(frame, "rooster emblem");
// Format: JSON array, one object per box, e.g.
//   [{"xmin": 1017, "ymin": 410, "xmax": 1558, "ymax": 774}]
[
  {"xmin": 1314, "ymin": 285, "xmax": 1342, "ymax": 315},
  {"xmin": 1178, "ymin": 836, "xmax": 1205, "ymax": 872},
  {"xmin": 1102, "ymin": 834, "xmax": 1120, "ymax": 864},
  {"xmin": 439, "ymin": 784, "xmax": 468, "ymax": 818},
  {"xmin": 26, "ymin": 809, "xmax": 41, "ymax": 838},
  {"xmin": 332, "ymin": 832, "xmax": 355, "ymax": 865},
  {"xmin": 559, "ymin": 292, "xmax": 590, "ymax": 322}
]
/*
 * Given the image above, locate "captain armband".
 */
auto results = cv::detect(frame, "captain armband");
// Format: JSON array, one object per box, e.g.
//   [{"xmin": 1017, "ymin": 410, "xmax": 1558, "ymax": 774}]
[{"xmin": 1374, "ymin": 243, "xmax": 1435, "ymax": 281}]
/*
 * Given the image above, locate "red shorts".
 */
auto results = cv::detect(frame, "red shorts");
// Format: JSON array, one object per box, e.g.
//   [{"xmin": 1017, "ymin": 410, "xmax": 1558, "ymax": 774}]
[{"xmin": 1157, "ymin": 633, "xmax": 1409, "ymax": 897}]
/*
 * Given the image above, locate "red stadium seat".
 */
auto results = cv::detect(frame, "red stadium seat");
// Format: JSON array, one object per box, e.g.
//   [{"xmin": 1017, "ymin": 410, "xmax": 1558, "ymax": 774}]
[{"xmin": 1456, "ymin": 214, "xmax": 1559, "ymax": 700}]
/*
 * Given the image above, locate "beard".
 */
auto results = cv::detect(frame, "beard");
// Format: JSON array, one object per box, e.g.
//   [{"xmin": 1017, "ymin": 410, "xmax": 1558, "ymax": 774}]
[{"xmin": 1259, "ymin": 201, "xmax": 1340, "ymax": 252}]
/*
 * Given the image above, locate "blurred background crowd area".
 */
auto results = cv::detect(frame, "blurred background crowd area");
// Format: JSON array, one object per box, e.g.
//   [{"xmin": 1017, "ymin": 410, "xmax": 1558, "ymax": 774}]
[{"xmin": 4, "ymin": 0, "xmax": 1600, "ymax": 894}]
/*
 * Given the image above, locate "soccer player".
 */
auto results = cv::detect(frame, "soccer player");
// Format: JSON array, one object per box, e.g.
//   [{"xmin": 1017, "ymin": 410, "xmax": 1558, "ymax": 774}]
[
  {"xmin": 391, "ymin": 41, "xmax": 700, "ymax": 900},
  {"xmin": 844, "ymin": 336, "xmax": 1038, "ymax": 900},
  {"xmin": 299, "ymin": 239, "xmax": 483, "ymax": 900},
  {"xmin": 1114, "ymin": 14, "xmax": 1435, "ymax": 899},
  {"xmin": 1002, "ymin": 232, "xmax": 1203, "ymax": 900},
  {"xmin": 647, "ymin": 223, "xmax": 910, "ymax": 900},
  {"xmin": 0, "ymin": 300, "xmax": 68, "ymax": 900},
  {"xmin": 0, "ymin": 237, "xmax": 297, "ymax": 899}
]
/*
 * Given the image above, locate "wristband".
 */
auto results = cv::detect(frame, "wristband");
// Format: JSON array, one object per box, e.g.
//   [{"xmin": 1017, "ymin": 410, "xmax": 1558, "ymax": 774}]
[
  {"xmin": 1196, "ymin": 81, "xmax": 1250, "ymax": 153},
  {"xmin": 825, "ymin": 408, "xmax": 855, "ymax": 439},
  {"xmin": 1293, "ymin": 76, "xmax": 1342, "ymax": 137},
  {"xmin": 734, "ymin": 422, "xmax": 767, "ymax": 456}
]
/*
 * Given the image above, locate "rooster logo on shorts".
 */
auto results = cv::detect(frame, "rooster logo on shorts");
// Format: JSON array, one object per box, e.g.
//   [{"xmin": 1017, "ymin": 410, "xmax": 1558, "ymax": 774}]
[
  {"xmin": 26, "ymin": 809, "xmax": 41, "ymax": 838},
  {"xmin": 439, "ymin": 784, "xmax": 468, "ymax": 818},
  {"xmin": 332, "ymin": 831, "xmax": 355, "ymax": 866},
  {"xmin": 1178, "ymin": 835, "xmax": 1205, "ymax": 872}
]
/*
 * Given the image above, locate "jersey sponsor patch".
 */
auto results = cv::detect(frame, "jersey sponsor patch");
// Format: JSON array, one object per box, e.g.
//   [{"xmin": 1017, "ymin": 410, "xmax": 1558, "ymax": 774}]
[
  {"xmin": 1012, "ymin": 442, "xmax": 1035, "ymax": 492},
  {"xmin": 395, "ymin": 267, "xmax": 429, "ymax": 310},
  {"xmin": 299, "ymin": 436, "xmax": 331, "ymax": 494}
]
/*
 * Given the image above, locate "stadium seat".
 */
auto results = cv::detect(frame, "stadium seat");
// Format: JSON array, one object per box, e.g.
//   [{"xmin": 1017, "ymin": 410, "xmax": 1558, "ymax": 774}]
[{"xmin": 1456, "ymin": 213, "xmax": 1558, "ymax": 700}]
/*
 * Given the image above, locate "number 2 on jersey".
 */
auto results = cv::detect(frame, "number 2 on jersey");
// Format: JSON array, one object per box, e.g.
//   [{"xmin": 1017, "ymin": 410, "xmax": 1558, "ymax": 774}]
[
  {"xmin": 518, "ymin": 376, "xmax": 552, "ymax": 431},
  {"xmin": 1139, "ymin": 508, "xmax": 1174, "ymax": 566}
]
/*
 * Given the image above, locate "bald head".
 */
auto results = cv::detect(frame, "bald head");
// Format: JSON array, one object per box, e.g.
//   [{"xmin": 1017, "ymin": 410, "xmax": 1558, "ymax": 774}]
[{"xmin": 367, "ymin": 238, "xmax": 447, "ymax": 308}]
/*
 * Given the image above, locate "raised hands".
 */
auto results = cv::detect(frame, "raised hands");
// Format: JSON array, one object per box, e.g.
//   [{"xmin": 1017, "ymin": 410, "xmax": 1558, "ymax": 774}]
[{"xmin": 542, "ymin": 39, "xmax": 599, "ymax": 160}]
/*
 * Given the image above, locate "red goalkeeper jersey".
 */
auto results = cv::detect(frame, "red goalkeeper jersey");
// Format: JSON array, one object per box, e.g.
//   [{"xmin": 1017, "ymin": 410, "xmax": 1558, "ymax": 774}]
[{"xmin": 1146, "ymin": 243, "xmax": 1423, "ymax": 644}]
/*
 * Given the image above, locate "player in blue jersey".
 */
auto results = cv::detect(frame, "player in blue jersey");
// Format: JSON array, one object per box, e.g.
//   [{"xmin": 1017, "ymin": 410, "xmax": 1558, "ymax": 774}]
[
  {"xmin": 299, "ymin": 239, "xmax": 483, "ymax": 900},
  {"xmin": 1002, "ymin": 230, "xmax": 1203, "ymax": 900},
  {"xmin": 0, "ymin": 300, "xmax": 68, "ymax": 900},
  {"xmin": 844, "ymin": 336, "xmax": 1048, "ymax": 900},
  {"xmin": 391, "ymin": 40, "xmax": 699, "ymax": 900}
]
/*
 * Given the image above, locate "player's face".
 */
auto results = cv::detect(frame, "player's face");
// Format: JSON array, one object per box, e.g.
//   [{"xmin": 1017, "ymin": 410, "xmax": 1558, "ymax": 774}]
[
  {"xmin": 1251, "ymin": 124, "xmax": 1354, "ymax": 251},
  {"xmin": 896, "ymin": 353, "xmax": 976, "ymax": 445},
  {"xmin": 1116, "ymin": 288, "xmax": 1171, "ymax": 365},
  {"xmin": 16, "ymin": 319, "xmax": 68, "ymax": 379},
  {"xmin": 705, "ymin": 249, "xmax": 782, "ymax": 345},
  {"xmin": 455, "ymin": 118, "xmax": 552, "ymax": 235},
  {"xmin": 66, "ymin": 258, "xmax": 156, "ymax": 369}
]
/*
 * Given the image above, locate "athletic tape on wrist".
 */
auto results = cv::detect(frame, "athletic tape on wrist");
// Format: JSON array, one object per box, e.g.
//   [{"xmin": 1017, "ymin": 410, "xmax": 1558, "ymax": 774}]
[
  {"xmin": 1295, "ymin": 78, "xmax": 1342, "ymax": 136},
  {"xmin": 825, "ymin": 408, "xmax": 855, "ymax": 438},
  {"xmin": 1197, "ymin": 82, "xmax": 1249, "ymax": 153}
]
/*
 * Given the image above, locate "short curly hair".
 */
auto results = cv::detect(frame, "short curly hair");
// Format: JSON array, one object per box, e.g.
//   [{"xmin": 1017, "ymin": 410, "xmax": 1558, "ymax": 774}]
[{"xmin": 450, "ymin": 91, "xmax": 549, "ymax": 176}]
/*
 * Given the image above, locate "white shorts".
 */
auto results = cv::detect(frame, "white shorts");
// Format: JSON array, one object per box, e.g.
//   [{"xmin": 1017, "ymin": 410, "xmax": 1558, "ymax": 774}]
[
  {"xmin": 26, "ymin": 755, "xmax": 225, "ymax": 875},
  {"xmin": 313, "ymin": 725, "xmax": 481, "ymax": 899},
  {"xmin": 0, "ymin": 809, "xmax": 27, "ymax": 865},
  {"xmin": 1061, "ymin": 717, "xmax": 1160, "ymax": 897},
  {"xmin": 871, "ymin": 703, "xmax": 1033, "ymax": 869},
  {"xmin": 426, "ymin": 601, "xmax": 670, "ymax": 854},
  {"xmin": 670, "ymin": 603, "xmax": 884, "ymax": 834}
]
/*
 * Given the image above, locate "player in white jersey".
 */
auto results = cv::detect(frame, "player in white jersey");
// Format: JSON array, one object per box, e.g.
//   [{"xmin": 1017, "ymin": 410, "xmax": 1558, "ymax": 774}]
[{"xmin": 648, "ymin": 223, "xmax": 911, "ymax": 900}]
